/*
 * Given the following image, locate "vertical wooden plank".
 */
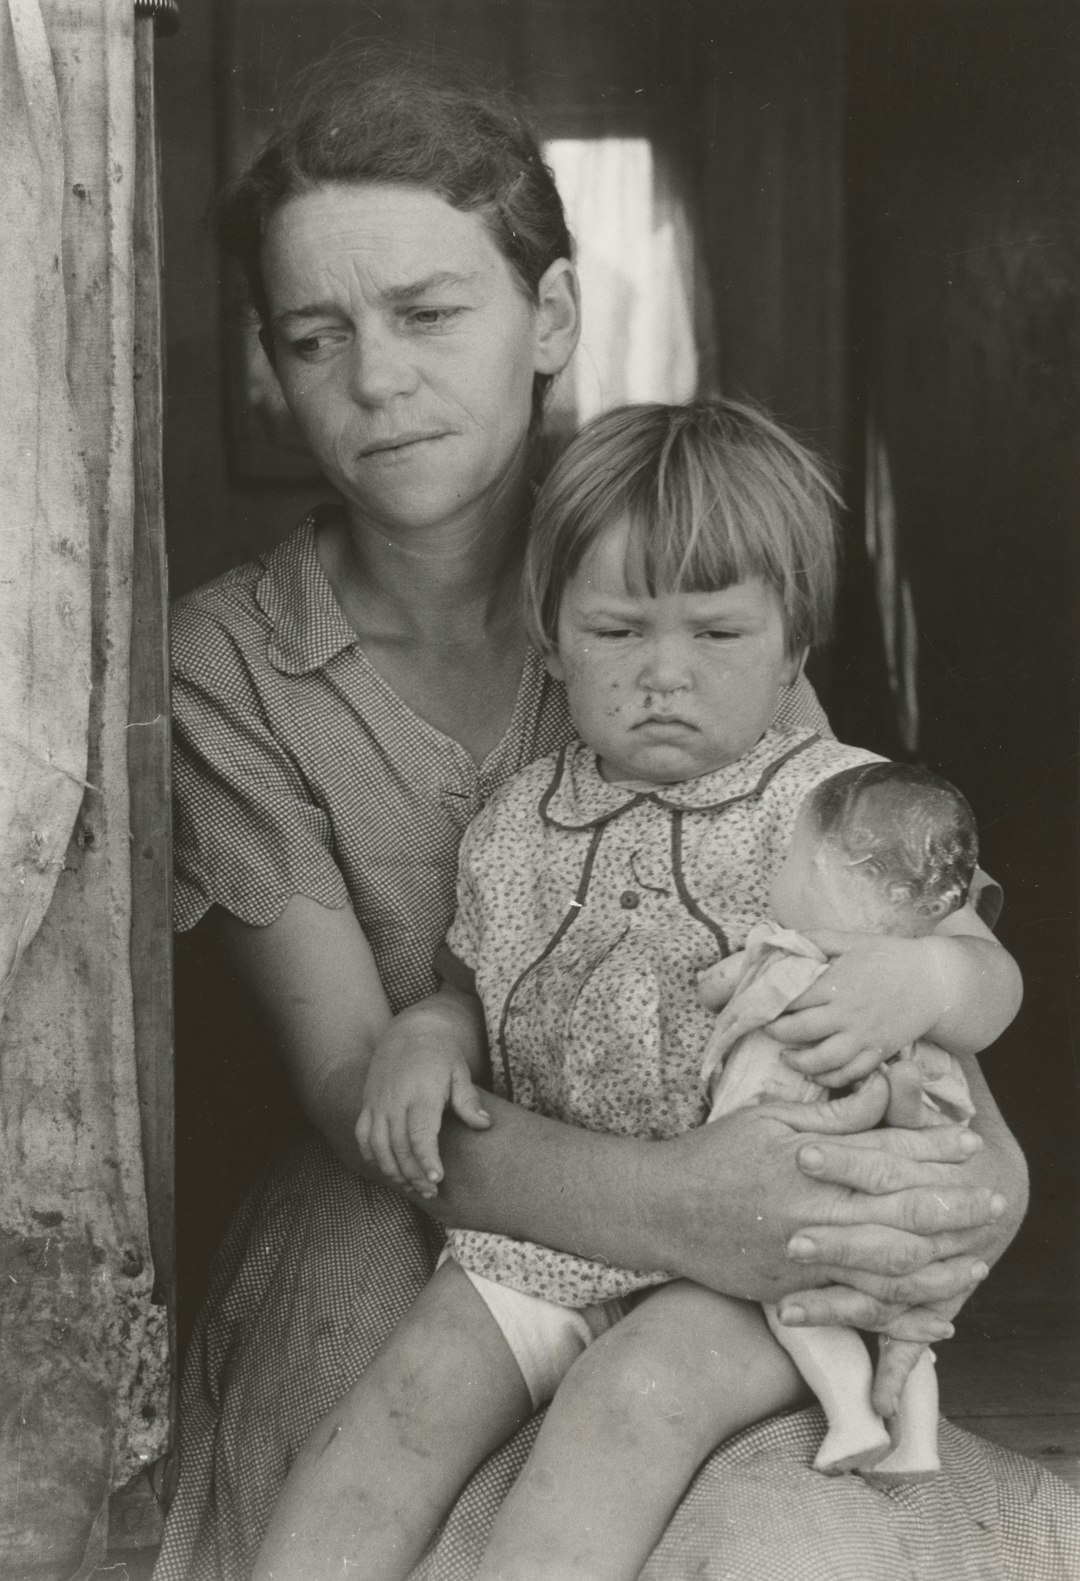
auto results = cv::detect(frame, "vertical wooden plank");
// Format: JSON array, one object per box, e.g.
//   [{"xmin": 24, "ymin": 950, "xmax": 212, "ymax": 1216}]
[
  {"xmin": 697, "ymin": 0, "xmax": 846, "ymax": 462},
  {"xmin": 130, "ymin": 0, "xmax": 175, "ymax": 1434},
  {"xmin": 0, "ymin": 2, "xmax": 170, "ymax": 1571}
]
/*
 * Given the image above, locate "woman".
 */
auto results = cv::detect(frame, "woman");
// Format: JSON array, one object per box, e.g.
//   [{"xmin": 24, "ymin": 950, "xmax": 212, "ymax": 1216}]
[{"xmin": 154, "ymin": 48, "xmax": 1069, "ymax": 1581}]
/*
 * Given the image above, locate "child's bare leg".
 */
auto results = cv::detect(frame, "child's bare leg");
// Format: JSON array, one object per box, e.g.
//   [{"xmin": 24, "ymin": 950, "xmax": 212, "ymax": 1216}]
[
  {"xmin": 475, "ymin": 1281, "xmax": 806, "ymax": 1581},
  {"xmin": 252, "ymin": 1258, "xmax": 531, "ymax": 1581},
  {"xmin": 763, "ymin": 1306, "xmax": 892, "ymax": 1473}
]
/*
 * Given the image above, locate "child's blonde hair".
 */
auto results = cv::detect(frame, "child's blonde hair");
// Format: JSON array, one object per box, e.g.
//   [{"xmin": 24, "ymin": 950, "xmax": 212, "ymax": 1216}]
[{"xmin": 524, "ymin": 399, "xmax": 840, "ymax": 659}]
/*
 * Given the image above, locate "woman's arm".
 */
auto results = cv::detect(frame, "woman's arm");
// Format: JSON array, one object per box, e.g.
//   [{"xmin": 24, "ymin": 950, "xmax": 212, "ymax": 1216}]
[{"xmin": 224, "ymin": 896, "xmax": 1022, "ymax": 1332}]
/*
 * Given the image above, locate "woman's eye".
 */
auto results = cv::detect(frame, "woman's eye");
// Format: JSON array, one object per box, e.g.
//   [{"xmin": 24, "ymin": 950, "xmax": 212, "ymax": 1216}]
[
  {"xmin": 407, "ymin": 306, "xmax": 464, "ymax": 328},
  {"xmin": 594, "ymin": 627, "xmax": 635, "ymax": 640},
  {"xmin": 698, "ymin": 629, "xmax": 739, "ymax": 641},
  {"xmin": 286, "ymin": 331, "xmax": 342, "ymax": 359}
]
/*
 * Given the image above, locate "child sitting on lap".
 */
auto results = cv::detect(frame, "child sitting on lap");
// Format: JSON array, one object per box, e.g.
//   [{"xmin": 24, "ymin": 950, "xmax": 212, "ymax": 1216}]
[{"xmin": 253, "ymin": 401, "xmax": 1020, "ymax": 1581}]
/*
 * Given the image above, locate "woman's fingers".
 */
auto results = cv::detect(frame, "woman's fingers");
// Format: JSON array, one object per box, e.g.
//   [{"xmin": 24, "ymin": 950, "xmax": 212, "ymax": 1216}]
[
  {"xmin": 776, "ymin": 1263, "xmax": 980, "ymax": 1332},
  {"xmin": 796, "ymin": 1126, "xmax": 982, "ymax": 1191},
  {"xmin": 794, "ymin": 1177, "xmax": 1004, "ymax": 1247},
  {"xmin": 872, "ymin": 1337, "xmax": 929, "ymax": 1418}
]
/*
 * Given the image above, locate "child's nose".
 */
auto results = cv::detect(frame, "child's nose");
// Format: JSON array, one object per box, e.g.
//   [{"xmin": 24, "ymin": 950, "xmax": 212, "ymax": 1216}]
[{"xmin": 639, "ymin": 639, "xmax": 693, "ymax": 693}]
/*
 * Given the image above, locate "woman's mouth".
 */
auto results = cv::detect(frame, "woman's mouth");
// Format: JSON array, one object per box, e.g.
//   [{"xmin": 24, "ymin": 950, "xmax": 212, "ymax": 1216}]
[{"xmin": 357, "ymin": 431, "xmax": 446, "ymax": 460}]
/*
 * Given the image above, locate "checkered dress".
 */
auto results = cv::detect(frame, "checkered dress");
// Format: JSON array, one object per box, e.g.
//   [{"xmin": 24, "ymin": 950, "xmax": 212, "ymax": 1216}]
[{"xmin": 155, "ymin": 515, "xmax": 1080, "ymax": 1581}]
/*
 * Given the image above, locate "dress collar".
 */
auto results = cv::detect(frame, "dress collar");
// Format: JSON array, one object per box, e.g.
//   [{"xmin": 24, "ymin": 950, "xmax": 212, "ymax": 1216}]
[
  {"xmin": 539, "ymin": 729, "xmax": 821, "ymax": 831},
  {"xmin": 255, "ymin": 510, "xmax": 360, "ymax": 676}
]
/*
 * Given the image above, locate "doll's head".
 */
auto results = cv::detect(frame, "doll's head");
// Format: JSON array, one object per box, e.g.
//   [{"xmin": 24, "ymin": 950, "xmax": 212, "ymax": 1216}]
[
  {"xmin": 770, "ymin": 762, "xmax": 979, "ymax": 937},
  {"xmin": 523, "ymin": 400, "xmax": 840, "ymax": 785}
]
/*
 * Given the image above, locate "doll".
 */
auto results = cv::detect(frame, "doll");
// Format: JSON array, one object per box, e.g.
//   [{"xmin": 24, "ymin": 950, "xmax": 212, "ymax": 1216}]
[{"xmin": 701, "ymin": 759, "xmax": 980, "ymax": 1478}]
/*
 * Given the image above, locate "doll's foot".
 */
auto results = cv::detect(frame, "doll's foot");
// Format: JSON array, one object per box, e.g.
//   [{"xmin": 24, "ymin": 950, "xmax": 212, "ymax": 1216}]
[
  {"xmin": 814, "ymin": 1420, "xmax": 893, "ymax": 1475},
  {"xmin": 863, "ymin": 1436, "xmax": 941, "ymax": 1483},
  {"xmin": 863, "ymin": 1466, "xmax": 941, "ymax": 1486}
]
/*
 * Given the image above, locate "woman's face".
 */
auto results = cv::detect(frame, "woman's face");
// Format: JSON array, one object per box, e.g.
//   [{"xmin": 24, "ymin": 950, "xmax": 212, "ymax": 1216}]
[{"xmin": 261, "ymin": 183, "xmax": 578, "ymax": 536}]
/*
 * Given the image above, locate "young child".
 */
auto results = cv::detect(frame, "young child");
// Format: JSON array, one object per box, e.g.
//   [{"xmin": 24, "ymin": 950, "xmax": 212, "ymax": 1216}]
[
  {"xmin": 253, "ymin": 401, "xmax": 1021, "ymax": 1581},
  {"xmin": 699, "ymin": 759, "xmax": 980, "ymax": 1481}
]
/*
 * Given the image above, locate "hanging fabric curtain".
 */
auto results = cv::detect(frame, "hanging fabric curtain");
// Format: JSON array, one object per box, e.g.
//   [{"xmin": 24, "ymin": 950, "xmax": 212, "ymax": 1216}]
[{"xmin": 0, "ymin": 1, "xmax": 169, "ymax": 1574}]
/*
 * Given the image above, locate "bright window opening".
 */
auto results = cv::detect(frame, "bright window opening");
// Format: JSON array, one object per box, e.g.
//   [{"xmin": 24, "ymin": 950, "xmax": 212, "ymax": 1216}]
[{"xmin": 543, "ymin": 138, "xmax": 702, "ymax": 426}]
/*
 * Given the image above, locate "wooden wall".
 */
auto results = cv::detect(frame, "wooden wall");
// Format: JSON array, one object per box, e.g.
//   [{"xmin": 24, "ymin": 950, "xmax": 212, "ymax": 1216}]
[{"xmin": 842, "ymin": 0, "xmax": 1080, "ymax": 1297}]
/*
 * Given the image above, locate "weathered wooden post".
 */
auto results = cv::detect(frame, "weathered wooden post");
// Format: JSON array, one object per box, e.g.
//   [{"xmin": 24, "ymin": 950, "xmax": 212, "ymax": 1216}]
[{"xmin": 0, "ymin": 1, "xmax": 172, "ymax": 1571}]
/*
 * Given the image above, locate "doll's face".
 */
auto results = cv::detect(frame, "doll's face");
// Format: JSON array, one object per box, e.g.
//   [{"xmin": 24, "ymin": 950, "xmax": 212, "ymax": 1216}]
[{"xmin": 769, "ymin": 804, "xmax": 912, "ymax": 935}]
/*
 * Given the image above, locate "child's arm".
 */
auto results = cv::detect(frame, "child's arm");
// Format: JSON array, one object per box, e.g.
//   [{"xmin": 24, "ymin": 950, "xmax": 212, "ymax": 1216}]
[
  {"xmin": 766, "ymin": 905, "xmax": 1022, "ymax": 1087},
  {"xmin": 355, "ymin": 984, "xmax": 492, "ymax": 1197}
]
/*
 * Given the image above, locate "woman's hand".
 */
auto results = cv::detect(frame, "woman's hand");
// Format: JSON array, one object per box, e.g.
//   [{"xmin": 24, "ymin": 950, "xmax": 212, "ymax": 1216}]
[
  {"xmin": 651, "ymin": 1064, "xmax": 1024, "ymax": 1304},
  {"xmin": 769, "ymin": 1054, "xmax": 1028, "ymax": 1413}
]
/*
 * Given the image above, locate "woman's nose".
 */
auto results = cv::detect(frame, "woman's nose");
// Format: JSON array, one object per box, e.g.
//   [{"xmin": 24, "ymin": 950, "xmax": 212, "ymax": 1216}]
[{"xmin": 347, "ymin": 324, "xmax": 418, "ymax": 405}]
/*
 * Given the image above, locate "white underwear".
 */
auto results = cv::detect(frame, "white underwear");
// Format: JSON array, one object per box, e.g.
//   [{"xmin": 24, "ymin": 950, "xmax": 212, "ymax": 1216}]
[{"xmin": 439, "ymin": 1250, "xmax": 630, "ymax": 1409}]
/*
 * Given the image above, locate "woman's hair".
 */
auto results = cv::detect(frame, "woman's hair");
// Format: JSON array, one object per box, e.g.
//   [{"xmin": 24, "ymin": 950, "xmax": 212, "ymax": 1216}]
[
  {"xmin": 218, "ymin": 45, "xmax": 573, "ymax": 419},
  {"xmin": 804, "ymin": 762, "xmax": 979, "ymax": 924},
  {"xmin": 523, "ymin": 400, "xmax": 840, "ymax": 659}
]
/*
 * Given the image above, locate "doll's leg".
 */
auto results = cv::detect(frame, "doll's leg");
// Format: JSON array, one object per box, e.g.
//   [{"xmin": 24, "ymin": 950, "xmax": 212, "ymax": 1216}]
[
  {"xmin": 252, "ymin": 1257, "xmax": 532, "ymax": 1581},
  {"xmin": 763, "ymin": 1305, "xmax": 892, "ymax": 1473},
  {"xmin": 869, "ymin": 1345, "xmax": 942, "ymax": 1482},
  {"xmin": 475, "ymin": 1280, "xmax": 806, "ymax": 1581}
]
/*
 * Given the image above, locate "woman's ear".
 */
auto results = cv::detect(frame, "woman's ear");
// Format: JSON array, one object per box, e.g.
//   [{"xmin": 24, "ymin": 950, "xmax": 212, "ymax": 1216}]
[
  {"xmin": 532, "ymin": 259, "xmax": 581, "ymax": 376},
  {"xmin": 783, "ymin": 646, "xmax": 809, "ymax": 687},
  {"xmin": 542, "ymin": 645, "xmax": 566, "ymax": 684}
]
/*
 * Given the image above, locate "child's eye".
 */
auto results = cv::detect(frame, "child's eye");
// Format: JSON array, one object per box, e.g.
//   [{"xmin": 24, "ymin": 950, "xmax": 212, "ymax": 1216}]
[
  {"xmin": 698, "ymin": 628, "xmax": 739, "ymax": 641},
  {"xmin": 594, "ymin": 627, "xmax": 635, "ymax": 640}
]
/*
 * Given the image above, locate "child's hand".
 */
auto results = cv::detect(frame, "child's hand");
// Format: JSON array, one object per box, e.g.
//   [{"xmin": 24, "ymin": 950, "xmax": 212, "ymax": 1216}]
[
  {"xmin": 356, "ymin": 1041, "xmax": 490, "ymax": 1197},
  {"xmin": 765, "ymin": 932, "xmax": 949, "ymax": 1087}
]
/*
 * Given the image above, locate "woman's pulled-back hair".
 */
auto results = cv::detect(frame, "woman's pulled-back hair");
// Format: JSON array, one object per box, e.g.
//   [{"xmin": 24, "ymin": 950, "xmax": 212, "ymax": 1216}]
[
  {"xmin": 805, "ymin": 762, "xmax": 979, "ymax": 925},
  {"xmin": 218, "ymin": 45, "xmax": 573, "ymax": 413},
  {"xmin": 524, "ymin": 400, "xmax": 840, "ymax": 660}
]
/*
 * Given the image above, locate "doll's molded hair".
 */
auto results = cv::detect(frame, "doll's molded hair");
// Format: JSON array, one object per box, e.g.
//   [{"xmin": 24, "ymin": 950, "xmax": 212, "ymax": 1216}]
[
  {"xmin": 523, "ymin": 399, "xmax": 840, "ymax": 659},
  {"xmin": 804, "ymin": 762, "xmax": 979, "ymax": 923}
]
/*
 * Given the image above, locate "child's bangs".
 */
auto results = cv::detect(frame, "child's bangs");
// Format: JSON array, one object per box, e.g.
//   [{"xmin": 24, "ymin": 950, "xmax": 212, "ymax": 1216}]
[{"xmin": 618, "ymin": 438, "xmax": 777, "ymax": 601}]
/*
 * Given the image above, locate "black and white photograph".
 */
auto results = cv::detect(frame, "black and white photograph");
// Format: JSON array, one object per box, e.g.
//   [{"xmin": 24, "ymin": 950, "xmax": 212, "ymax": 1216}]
[{"xmin": 1, "ymin": 2, "xmax": 1078, "ymax": 1577}]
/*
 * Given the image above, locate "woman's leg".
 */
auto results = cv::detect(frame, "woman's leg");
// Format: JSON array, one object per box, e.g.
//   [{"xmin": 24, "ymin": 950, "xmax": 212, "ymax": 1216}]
[
  {"xmin": 252, "ymin": 1258, "xmax": 532, "ymax": 1581},
  {"xmin": 474, "ymin": 1280, "xmax": 808, "ymax": 1581}
]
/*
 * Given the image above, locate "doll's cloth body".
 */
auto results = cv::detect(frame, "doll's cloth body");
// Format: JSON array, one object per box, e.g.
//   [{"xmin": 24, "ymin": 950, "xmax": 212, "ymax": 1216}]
[{"xmin": 701, "ymin": 921, "xmax": 975, "ymax": 1476}]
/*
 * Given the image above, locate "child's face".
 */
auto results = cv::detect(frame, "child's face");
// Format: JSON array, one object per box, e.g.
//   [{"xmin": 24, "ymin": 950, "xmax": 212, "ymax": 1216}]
[{"xmin": 545, "ymin": 517, "xmax": 801, "ymax": 785}]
